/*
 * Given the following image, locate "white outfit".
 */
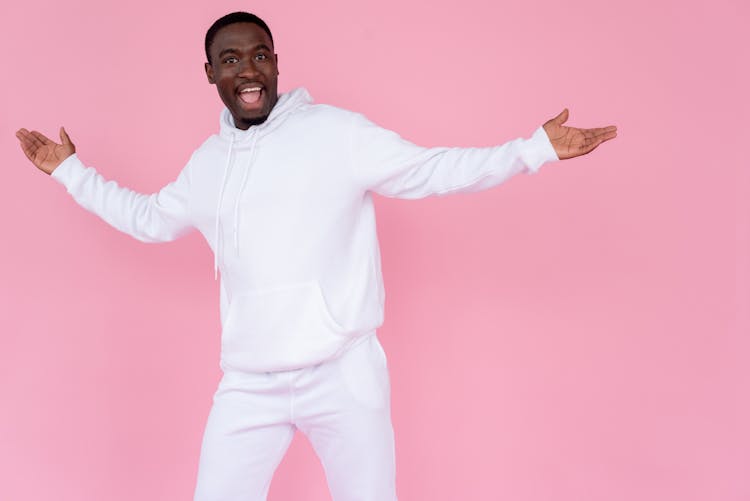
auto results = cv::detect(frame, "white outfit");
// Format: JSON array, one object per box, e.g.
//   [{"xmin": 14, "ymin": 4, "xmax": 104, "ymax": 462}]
[
  {"xmin": 194, "ymin": 334, "xmax": 395, "ymax": 501},
  {"xmin": 50, "ymin": 87, "xmax": 559, "ymax": 500}
]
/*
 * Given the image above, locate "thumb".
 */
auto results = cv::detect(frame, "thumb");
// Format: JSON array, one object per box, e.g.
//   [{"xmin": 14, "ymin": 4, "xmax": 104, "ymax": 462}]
[
  {"xmin": 60, "ymin": 126, "xmax": 73, "ymax": 146},
  {"xmin": 60, "ymin": 127, "xmax": 76, "ymax": 153},
  {"xmin": 554, "ymin": 108, "xmax": 569, "ymax": 125}
]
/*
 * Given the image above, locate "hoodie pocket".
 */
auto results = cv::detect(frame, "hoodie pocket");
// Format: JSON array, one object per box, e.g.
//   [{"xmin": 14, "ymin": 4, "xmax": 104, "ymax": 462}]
[{"xmin": 221, "ymin": 281, "xmax": 349, "ymax": 371}]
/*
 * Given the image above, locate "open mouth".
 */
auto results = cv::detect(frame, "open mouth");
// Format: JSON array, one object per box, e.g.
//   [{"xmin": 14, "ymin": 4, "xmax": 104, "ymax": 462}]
[{"xmin": 238, "ymin": 86, "xmax": 263, "ymax": 107}]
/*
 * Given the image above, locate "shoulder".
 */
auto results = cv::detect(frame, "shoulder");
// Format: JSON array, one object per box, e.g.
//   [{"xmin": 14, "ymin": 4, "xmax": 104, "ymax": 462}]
[
  {"xmin": 287, "ymin": 104, "xmax": 386, "ymax": 144},
  {"xmin": 294, "ymin": 102, "xmax": 363, "ymax": 126},
  {"xmin": 184, "ymin": 135, "xmax": 225, "ymax": 168},
  {"xmin": 261, "ymin": 103, "xmax": 359, "ymax": 144},
  {"xmin": 195, "ymin": 134, "xmax": 222, "ymax": 151}
]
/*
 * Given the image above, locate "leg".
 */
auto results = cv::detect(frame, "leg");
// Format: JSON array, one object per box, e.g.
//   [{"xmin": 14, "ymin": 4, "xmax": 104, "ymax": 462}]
[
  {"xmin": 194, "ymin": 372, "xmax": 296, "ymax": 501},
  {"xmin": 296, "ymin": 335, "xmax": 398, "ymax": 501}
]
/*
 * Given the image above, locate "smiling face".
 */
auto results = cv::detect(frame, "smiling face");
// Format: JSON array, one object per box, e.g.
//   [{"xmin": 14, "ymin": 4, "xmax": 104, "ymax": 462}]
[{"xmin": 205, "ymin": 22, "xmax": 279, "ymax": 130}]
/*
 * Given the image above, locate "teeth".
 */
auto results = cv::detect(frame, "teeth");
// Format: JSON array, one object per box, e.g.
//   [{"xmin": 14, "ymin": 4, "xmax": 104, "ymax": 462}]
[{"xmin": 240, "ymin": 87, "xmax": 262, "ymax": 93}]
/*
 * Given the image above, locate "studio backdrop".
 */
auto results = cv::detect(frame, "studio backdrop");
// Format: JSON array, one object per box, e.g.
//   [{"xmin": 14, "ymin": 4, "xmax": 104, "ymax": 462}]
[{"xmin": 0, "ymin": 0, "xmax": 747, "ymax": 500}]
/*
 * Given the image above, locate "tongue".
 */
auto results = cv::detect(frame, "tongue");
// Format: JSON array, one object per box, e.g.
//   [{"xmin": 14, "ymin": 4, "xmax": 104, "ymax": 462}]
[{"xmin": 239, "ymin": 90, "xmax": 261, "ymax": 104}]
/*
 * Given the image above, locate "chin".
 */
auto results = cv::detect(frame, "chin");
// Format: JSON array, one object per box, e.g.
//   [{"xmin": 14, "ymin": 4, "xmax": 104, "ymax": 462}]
[
  {"xmin": 244, "ymin": 114, "xmax": 271, "ymax": 126},
  {"xmin": 231, "ymin": 110, "xmax": 271, "ymax": 129}
]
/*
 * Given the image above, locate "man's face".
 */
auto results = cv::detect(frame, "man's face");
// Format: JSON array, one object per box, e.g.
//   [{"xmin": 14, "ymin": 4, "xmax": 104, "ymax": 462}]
[{"xmin": 205, "ymin": 22, "xmax": 279, "ymax": 130}]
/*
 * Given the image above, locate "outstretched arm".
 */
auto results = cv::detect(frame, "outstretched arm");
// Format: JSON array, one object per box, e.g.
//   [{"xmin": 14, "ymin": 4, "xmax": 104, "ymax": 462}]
[
  {"xmin": 352, "ymin": 109, "xmax": 617, "ymax": 199},
  {"xmin": 15, "ymin": 127, "xmax": 194, "ymax": 243}
]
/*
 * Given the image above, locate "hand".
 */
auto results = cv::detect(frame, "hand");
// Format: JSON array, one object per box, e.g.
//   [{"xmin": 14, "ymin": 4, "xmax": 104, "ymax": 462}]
[
  {"xmin": 15, "ymin": 127, "xmax": 76, "ymax": 175},
  {"xmin": 543, "ymin": 109, "xmax": 617, "ymax": 160}
]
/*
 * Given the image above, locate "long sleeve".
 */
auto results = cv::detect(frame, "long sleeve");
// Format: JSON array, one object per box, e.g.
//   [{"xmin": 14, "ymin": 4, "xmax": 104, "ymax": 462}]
[
  {"xmin": 349, "ymin": 113, "xmax": 559, "ymax": 199},
  {"xmin": 50, "ymin": 153, "xmax": 194, "ymax": 242}
]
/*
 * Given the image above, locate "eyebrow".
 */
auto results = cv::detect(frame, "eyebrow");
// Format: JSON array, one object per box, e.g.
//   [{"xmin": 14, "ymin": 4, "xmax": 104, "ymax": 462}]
[{"xmin": 217, "ymin": 44, "xmax": 273, "ymax": 59}]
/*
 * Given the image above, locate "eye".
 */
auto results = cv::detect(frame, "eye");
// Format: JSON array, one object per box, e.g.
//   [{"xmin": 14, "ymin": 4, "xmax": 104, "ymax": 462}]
[
  {"xmin": 255, "ymin": 53, "xmax": 268, "ymax": 61},
  {"xmin": 223, "ymin": 56, "xmax": 239, "ymax": 64}
]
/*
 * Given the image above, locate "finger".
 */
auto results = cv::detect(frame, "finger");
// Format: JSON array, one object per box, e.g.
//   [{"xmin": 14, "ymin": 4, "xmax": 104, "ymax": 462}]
[
  {"xmin": 16, "ymin": 128, "xmax": 35, "ymax": 143},
  {"xmin": 19, "ymin": 146, "xmax": 36, "ymax": 162},
  {"xmin": 30, "ymin": 130, "xmax": 53, "ymax": 145},
  {"xmin": 19, "ymin": 129, "xmax": 47, "ymax": 150},
  {"xmin": 576, "ymin": 125, "xmax": 616, "ymax": 137},
  {"xmin": 567, "ymin": 126, "xmax": 617, "ymax": 158},
  {"xmin": 60, "ymin": 126, "xmax": 73, "ymax": 146},
  {"xmin": 579, "ymin": 127, "xmax": 617, "ymax": 143},
  {"xmin": 15, "ymin": 128, "xmax": 33, "ymax": 146},
  {"xmin": 15, "ymin": 130, "xmax": 39, "ymax": 161},
  {"xmin": 586, "ymin": 125, "xmax": 617, "ymax": 136},
  {"xmin": 589, "ymin": 128, "xmax": 618, "ymax": 143},
  {"xmin": 580, "ymin": 133, "xmax": 614, "ymax": 153},
  {"xmin": 554, "ymin": 108, "xmax": 569, "ymax": 125},
  {"xmin": 601, "ymin": 129, "xmax": 617, "ymax": 141},
  {"xmin": 15, "ymin": 129, "xmax": 31, "ymax": 148}
]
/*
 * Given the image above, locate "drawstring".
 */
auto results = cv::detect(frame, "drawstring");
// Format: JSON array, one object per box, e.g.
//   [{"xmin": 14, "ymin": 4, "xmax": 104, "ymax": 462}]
[
  {"xmin": 233, "ymin": 132, "xmax": 259, "ymax": 254},
  {"xmin": 214, "ymin": 133, "xmax": 236, "ymax": 280},
  {"xmin": 212, "ymin": 89, "xmax": 311, "ymax": 280}
]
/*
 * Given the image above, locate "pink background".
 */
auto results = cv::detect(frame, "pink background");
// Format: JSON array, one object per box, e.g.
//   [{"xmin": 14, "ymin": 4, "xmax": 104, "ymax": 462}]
[{"xmin": 1, "ymin": 0, "xmax": 748, "ymax": 500}]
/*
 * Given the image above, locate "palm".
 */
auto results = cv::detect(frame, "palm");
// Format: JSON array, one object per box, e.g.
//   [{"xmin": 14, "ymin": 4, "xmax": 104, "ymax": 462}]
[
  {"xmin": 15, "ymin": 127, "xmax": 76, "ymax": 175},
  {"xmin": 543, "ymin": 109, "xmax": 617, "ymax": 160}
]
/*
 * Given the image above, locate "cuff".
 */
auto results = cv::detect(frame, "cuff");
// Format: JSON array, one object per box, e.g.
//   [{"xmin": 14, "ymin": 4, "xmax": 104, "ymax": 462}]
[
  {"xmin": 521, "ymin": 126, "xmax": 559, "ymax": 173},
  {"xmin": 50, "ymin": 153, "xmax": 83, "ymax": 187}
]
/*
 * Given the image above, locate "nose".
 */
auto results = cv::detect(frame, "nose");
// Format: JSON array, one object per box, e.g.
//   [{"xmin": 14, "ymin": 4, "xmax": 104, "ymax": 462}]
[{"xmin": 237, "ymin": 57, "xmax": 260, "ymax": 78}]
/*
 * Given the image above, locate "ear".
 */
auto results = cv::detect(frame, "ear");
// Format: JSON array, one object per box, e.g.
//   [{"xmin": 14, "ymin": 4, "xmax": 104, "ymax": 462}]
[
  {"xmin": 205, "ymin": 62, "xmax": 215, "ymax": 84},
  {"xmin": 275, "ymin": 54, "xmax": 279, "ymax": 75}
]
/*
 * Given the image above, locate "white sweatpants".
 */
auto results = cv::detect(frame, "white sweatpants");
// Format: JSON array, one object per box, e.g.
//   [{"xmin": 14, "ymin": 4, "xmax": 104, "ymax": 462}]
[{"xmin": 193, "ymin": 333, "xmax": 397, "ymax": 501}]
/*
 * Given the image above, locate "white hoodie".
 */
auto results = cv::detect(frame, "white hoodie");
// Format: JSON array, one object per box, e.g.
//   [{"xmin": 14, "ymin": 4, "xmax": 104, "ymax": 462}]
[{"xmin": 51, "ymin": 87, "xmax": 558, "ymax": 372}]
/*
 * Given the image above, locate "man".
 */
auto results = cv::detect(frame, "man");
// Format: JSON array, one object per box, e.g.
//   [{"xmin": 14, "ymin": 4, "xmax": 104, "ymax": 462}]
[{"xmin": 15, "ymin": 11, "xmax": 616, "ymax": 501}]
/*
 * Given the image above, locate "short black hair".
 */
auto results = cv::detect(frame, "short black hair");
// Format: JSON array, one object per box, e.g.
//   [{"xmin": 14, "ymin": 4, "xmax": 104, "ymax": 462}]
[{"xmin": 205, "ymin": 12, "xmax": 274, "ymax": 63}]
